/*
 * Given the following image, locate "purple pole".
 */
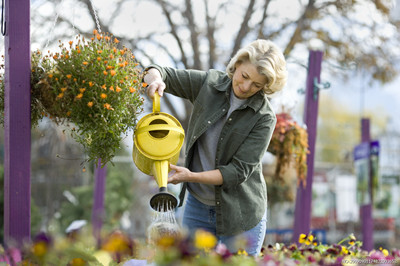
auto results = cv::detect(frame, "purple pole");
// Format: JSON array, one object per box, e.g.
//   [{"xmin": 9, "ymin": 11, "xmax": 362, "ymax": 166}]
[
  {"xmin": 92, "ymin": 159, "xmax": 107, "ymax": 246},
  {"xmin": 360, "ymin": 118, "xmax": 373, "ymax": 251},
  {"xmin": 292, "ymin": 50, "xmax": 323, "ymax": 243},
  {"xmin": 3, "ymin": 0, "xmax": 31, "ymax": 247}
]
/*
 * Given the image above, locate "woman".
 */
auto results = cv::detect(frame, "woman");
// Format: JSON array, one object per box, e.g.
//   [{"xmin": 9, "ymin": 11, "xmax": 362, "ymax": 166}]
[{"xmin": 143, "ymin": 39, "xmax": 287, "ymax": 255}]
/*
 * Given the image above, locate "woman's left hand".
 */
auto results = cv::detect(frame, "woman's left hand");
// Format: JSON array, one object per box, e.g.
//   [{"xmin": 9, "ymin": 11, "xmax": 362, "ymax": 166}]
[{"xmin": 168, "ymin": 164, "xmax": 192, "ymax": 184}]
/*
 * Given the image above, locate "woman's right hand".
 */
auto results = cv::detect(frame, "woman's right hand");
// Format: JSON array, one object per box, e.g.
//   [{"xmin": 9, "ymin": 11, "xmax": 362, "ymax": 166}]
[{"xmin": 144, "ymin": 68, "xmax": 166, "ymax": 99}]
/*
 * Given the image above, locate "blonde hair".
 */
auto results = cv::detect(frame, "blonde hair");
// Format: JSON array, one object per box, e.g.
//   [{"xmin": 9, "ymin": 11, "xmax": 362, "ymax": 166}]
[{"xmin": 226, "ymin": 40, "xmax": 287, "ymax": 95}]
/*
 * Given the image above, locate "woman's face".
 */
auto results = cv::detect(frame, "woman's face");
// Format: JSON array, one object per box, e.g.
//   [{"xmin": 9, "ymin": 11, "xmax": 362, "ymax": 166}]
[{"xmin": 232, "ymin": 61, "xmax": 268, "ymax": 99}]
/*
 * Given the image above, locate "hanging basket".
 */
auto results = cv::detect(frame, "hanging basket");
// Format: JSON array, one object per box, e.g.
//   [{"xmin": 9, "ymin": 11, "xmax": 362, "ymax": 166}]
[
  {"xmin": 1, "ymin": 30, "xmax": 146, "ymax": 165},
  {"xmin": 267, "ymin": 113, "xmax": 309, "ymax": 187}
]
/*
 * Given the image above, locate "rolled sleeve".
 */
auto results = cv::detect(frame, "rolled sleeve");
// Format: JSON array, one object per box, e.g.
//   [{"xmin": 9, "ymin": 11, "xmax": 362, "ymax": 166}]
[{"xmin": 218, "ymin": 114, "xmax": 276, "ymax": 190}]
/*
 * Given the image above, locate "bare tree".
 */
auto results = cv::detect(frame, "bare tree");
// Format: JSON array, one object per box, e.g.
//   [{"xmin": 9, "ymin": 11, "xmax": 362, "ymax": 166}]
[{"xmin": 30, "ymin": 0, "xmax": 400, "ymax": 128}]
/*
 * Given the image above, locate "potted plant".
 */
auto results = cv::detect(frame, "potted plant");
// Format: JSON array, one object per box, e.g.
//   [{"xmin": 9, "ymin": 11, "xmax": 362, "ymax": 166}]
[
  {"xmin": 1, "ymin": 30, "xmax": 146, "ymax": 165},
  {"xmin": 267, "ymin": 112, "xmax": 309, "ymax": 187}
]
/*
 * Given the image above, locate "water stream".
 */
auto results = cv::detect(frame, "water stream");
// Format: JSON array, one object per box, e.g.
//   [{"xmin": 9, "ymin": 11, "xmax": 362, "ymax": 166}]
[{"xmin": 147, "ymin": 201, "xmax": 181, "ymax": 244}]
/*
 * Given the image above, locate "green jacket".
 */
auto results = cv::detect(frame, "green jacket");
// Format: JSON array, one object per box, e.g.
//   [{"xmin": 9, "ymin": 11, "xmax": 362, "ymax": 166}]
[{"xmin": 147, "ymin": 64, "xmax": 276, "ymax": 236}]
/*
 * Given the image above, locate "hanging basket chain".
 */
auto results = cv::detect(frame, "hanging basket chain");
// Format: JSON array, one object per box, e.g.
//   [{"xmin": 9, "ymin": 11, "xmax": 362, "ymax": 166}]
[
  {"xmin": 89, "ymin": 0, "xmax": 102, "ymax": 33},
  {"xmin": 44, "ymin": 0, "xmax": 65, "ymax": 50}
]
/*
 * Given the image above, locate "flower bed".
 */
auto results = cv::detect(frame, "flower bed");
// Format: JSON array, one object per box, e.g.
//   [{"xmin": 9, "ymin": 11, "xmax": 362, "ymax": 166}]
[
  {"xmin": 1, "ymin": 229, "xmax": 399, "ymax": 265},
  {"xmin": 0, "ymin": 30, "xmax": 145, "ymax": 165}
]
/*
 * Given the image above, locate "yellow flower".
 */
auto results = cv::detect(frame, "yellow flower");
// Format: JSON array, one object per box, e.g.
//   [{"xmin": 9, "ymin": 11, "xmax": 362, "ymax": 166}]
[
  {"xmin": 380, "ymin": 247, "xmax": 389, "ymax": 256},
  {"xmin": 69, "ymin": 258, "xmax": 86, "ymax": 266},
  {"xmin": 87, "ymin": 101, "xmax": 94, "ymax": 107},
  {"xmin": 32, "ymin": 241, "xmax": 48, "ymax": 257},
  {"xmin": 299, "ymin": 233, "xmax": 307, "ymax": 244},
  {"xmin": 194, "ymin": 229, "xmax": 217, "ymax": 251},
  {"xmin": 237, "ymin": 249, "xmax": 248, "ymax": 256},
  {"xmin": 341, "ymin": 246, "xmax": 349, "ymax": 255},
  {"xmin": 101, "ymin": 93, "xmax": 107, "ymax": 99}
]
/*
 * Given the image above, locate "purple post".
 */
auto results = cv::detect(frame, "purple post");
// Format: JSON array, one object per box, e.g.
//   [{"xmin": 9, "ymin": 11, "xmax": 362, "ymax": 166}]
[
  {"xmin": 360, "ymin": 118, "xmax": 373, "ymax": 251},
  {"xmin": 92, "ymin": 159, "xmax": 107, "ymax": 246},
  {"xmin": 3, "ymin": 0, "xmax": 31, "ymax": 247},
  {"xmin": 292, "ymin": 50, "xmax": 323, "ymax": 243}
]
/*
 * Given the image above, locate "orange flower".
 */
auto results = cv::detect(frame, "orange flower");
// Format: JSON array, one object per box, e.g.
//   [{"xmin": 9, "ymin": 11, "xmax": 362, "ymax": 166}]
[
  {"xmin": 113, "ymin": 47, "xmax": 117, "ymax": 53},
  {"xmin": 57, "ymin": 93, "xmax": 64, "ymax": 99},
  {"xmin": 67, "ymin": 111, "xmax": 71, "ymax": 116},
  {"xmin": 118, "ymin": 63, "xmax": 124, "ymax": 68},
  {"xmin": 129, "ymin": 87, "xmax": 136, "ymax": 93},
  {"xmin": 79, "ymin": 88, "xmax": 86, "ymax": 93},
  {"xmin": 103, "ymin": 103, "xmax": 114, "ymax": 110},
  {"xmin": 48, "ymin": 74, "xmax": 53, "ymax": 78},
  {"xmin": 110, "ymin": 70, "xmax": 116, "ymax": 76},
  {"xmin": 97, "ymin": 50, "xmax": 102, "ymax": 54},
  {"xmin": 116, "ymin": 86, "xmax": 122, "ymax": 92},
  {"xmin": 124, "ymin": 61, "xmax": 128, "ymax": 66},
  {"xmin": 88, "ymin": 82, "xmax": 94, "ymax": 87},
  {"xmin": 65, "ymin": 55, "xmax": 69, "ymax": 59},
  {"xmin": 66, "ymin": 74, "xmax": 72, "ymax": 79},
  {"xmin": 101, "ymin": 84, "xmax": 107, "ymax": 90},
  {"xmin": 101, "ymin": 93, "xmax": 107, "ymax": 99},
  {"xmin": 73, "ymin": 78, "xmax": 77, "ymax": 82},
  {"xmin": 69, "ymin": 41, "xmax": 73, "ymax": 46},
  {"xmin": 61, "ymin": 87, "xmax": 67, "ymax": 92},
  {"xmin": 114, "ymin": 38, "xmax": 119, "ymax": 43},
  {"xmin": 142, "ymin": 82, "xmax": 148, "ymax": 87},
  {"xmin": 119, "ymin": 79, "xmax": 124, "ymax": 84},
  {"xmin": 93, "ymin": 29, "xmax": 98, "ymax": 35},
  {"xmin": 53, "ymin": 54, "xmax": 58, "ymax": 59},
  {"xmin": 120, "ymin": 50, "xmax": 125, "ymax": 55},
  {"xmin": 87, "ymin": 101, "xmax": 94, "ymax": 107},
  {"xmin": 97, "ymin": 57, "xmax": 101, "ymax": 61},
  {"xmin": 96, "ymin": 34, "xmax": 102, "ymax": 40},
  {"xmin": 104, "ymin": 60, "xmax": 108, "ymax": 64},
  {"xmin": 109, "ymin": 86, "xmax": 114, "ymax": 91},
  {"xmin": 109, "ymin": 54, "xmax": 114, "ymax": 59},
  {"xmin": 77, "ymin": 49, "xmax": 81, "ymax": 54},
  {"xmin": 105, "ymin": 36, "xmax": 111, "ymax": 41},
  {"xmin": 103, "ymin": 70, "xmax": 108, "ymax": 75},
  {"xmin": 106, "ymin": 65, "xmax": 113, "ymax": 70},
  {"xmin": 83, "ymin": 61, "xmax": 89, "ymax": 66},
  {"xmin": 76, "ymin": 93, "xmax": 83, "ymax": 99}
]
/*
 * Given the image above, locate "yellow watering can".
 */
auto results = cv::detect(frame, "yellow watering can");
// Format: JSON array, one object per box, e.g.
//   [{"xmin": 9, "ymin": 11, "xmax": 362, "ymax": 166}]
[{"xmin": 132, "ymin": 93, "xmax": 185, "ymax": 211}]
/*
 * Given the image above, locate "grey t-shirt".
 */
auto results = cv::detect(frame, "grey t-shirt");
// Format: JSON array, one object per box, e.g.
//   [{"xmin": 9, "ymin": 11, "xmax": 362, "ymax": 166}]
[{"xmin": 187, "ymin": 91, "xmax": 247, "ymax": 205}]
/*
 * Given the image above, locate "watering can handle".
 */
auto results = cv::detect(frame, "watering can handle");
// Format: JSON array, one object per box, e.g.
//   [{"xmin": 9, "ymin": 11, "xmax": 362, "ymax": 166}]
[
  {"xmin": 135, "ymin": 124, "xmax": 185, "ymax": 136},
  {"xmin": 153, "ymin": 93, "xmax": 161, "ymax": 113}
]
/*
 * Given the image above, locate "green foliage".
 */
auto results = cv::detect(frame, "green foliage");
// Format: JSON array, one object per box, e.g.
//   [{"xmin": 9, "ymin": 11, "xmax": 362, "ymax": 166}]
[{"xmin": 56, "ymin": 162, "xmax": 134, "ymax": 233}]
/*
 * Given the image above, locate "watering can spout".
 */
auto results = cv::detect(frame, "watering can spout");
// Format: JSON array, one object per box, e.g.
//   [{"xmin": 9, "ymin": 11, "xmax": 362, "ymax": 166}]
[{"xmin": 149, "ymin": 160, "xmax": 178, "ymax": 211}]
